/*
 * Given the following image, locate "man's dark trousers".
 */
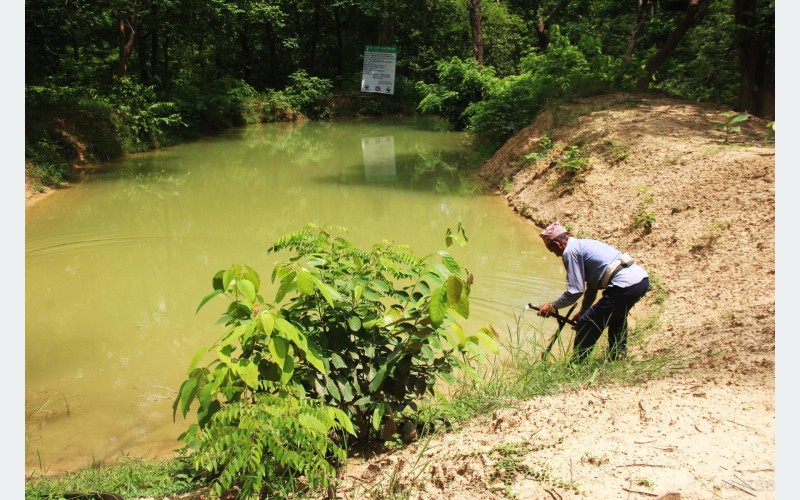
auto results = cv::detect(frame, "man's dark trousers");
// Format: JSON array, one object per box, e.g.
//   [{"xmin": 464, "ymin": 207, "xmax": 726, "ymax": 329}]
[{"xmin": 572, "ymin": 277, "xmax": 650, "ymax": 362}]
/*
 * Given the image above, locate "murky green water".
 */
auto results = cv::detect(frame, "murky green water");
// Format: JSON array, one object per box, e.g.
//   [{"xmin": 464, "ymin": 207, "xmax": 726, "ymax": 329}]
[{"xmin": 25, "ymin": 117, "xmax": 565, "ymax": 475}]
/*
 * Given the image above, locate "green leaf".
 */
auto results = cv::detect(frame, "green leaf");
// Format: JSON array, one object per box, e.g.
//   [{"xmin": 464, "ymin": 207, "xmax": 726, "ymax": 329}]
[
  {"xmin": 312, "ymin": 276, "xmax": 343, "ymax": 306},
  {"xmin": 429, "ymin": 286, "xmax": 447, "ymax": 327},
  {"xmin": 297, "ymin": 268, "xmax": 315, "ymax": 295},
  {"xmin": 476, "ymin": 328, "xmax": 500, "ymax": 354},
  {"xmin": 243, "ymin": 264, "xmax": 260, "ymax": 291},
  {"xmin": 259, "ymin": 311, "xmax": 275, "ymax": 336},
  {"xmin": 275, "ymin": 272, "xmax": 297, "ymax": 302},
  {"xmin": 421, "ymin": 271, "xmax": 444, "ymax": 288},
  {"xmin": 445, "ymin": 276, "xmax": 464, "ymax": 307},
  {"xmin": 269, "ymin": 336, "xmax": 289, "ymax": 370},
  {"xmin": 217, "ymin": 344, "xmax": 234, "ymax": 366},
  {"xmin": 438, "ymin": 250, "xmax": 460, "ymax": 274},
  {"xmin": 729, "ymin": 114, "xmax": 749, "ymax": 124},
  {"xmin": 196, "ymin": 289, "xmax": 224, "ymax": 314},
  {"xmin": 337, "ymin": 375, "xmax": 355, "ymax": 402},
  {"xmin": 301, "ymin": 340, "xmax": 326, "ymax": 374},
  {"xmin": 361, "ymin": 288, "xmax": 382, "ymax": 301},
  {"xmin": 298, "ymin": 412, "xmax": 328, "ymax": 435},
  {"xmin": 275, "ymin": 318, "xmax": 302, "ymax": 346},
  {"xmin": 329, "ymin": 407, "xmax": 357, "ymax": 435},
  {"xmin": 347, "ymin": 315, "xmax": 362, "ymax": 332},
  {"xmin": 176, "ymin": 378, "xmax": 198, "ymax": 419},
  {"xmin": 324, "ymin": 376, "xmax": 342, "ymax": 401},
  {"xmin": 280, "ymin": 354, "xmax": 295, "ymax": 384},
  {"xmin": 222, "ymin": 268, "xmax": 236, "ymax": 292},
  {"xmin": 452, "ymin": 284, "xmax": 469, "ymax": 319},
  {"xmin": 237, "ymin": 279, "xmax": 256, "ymax": 303},
  {"xmin": 212, "ymin": 270, "xmax": 225, "ymax": 291},
  {"xmin": 372, "ymin": 404, "xmax": 387, "ymax": 431},
  {"xmin": 236, "ymin": 359, "xmax": 259, "ymax": 390},
  {"xmin": 369, "ymin": 364, "xmax": 388, "ymax": 392},
  {"xmin": 420, "ymin": 344, "xmax": 435, "ymax": 363},
  {"xmin": 382, "ymin": 308, "xmax": 403, "ymax": 327},
  {"xmin": 353, "ymin": 396, "xmax": 371, "ymax": 407},
  {"xmin": 188, "ymin": 347, "xmax": 209, "ymax": 373},
  {"xmin": 369, "ymin": 279, "xmax": 391, "ymax": 292},
  {"xmin": 330, "ymin": 352, "xmax": 348, "ymax": 369}
]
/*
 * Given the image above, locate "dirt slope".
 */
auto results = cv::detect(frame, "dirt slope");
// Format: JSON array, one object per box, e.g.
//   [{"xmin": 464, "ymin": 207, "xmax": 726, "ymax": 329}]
[{"xmin": 340, "ymin": 93, "xmax": 775, "ymax": 499}]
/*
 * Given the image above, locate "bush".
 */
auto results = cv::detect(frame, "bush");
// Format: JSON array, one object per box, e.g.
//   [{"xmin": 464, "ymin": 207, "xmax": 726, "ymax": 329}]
[
  {"xmin": 279, "ymin": 70, "xmax": 334, "ymax": 120},
  {"xmin": 466, "ymin": 27, "xmax": 611, "ymax": 147},
  {"xmin": 103, "ymin": 77, "xmax": 186, "ymax": 152},
  {"xmin": 416, "ymin": 57, "xmax": 498, "ymax": 130},
  {"xmin": 174, "ymin": 224, "xmax": 497, "ymax": 494}
]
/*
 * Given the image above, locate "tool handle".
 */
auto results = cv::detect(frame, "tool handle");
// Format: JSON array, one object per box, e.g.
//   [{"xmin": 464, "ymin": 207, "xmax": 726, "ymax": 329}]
[{"xmin": 527, "ymin": 303, "xmax": 578, "ymax": 327}]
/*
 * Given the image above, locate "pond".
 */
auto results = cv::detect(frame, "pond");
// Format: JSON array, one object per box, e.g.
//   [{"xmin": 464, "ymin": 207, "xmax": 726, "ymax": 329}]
[{"xmin": 25, "ymin": 117, "xmax": 565, "ymax": 475}]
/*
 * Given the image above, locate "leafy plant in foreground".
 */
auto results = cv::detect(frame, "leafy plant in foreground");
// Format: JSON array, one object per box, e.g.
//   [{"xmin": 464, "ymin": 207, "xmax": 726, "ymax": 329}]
[{"xmin": 173, "ymin": 224, "xmax": 497, "ymax": 496}]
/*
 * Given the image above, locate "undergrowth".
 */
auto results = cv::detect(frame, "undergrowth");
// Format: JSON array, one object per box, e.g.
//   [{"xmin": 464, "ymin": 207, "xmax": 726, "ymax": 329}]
[{"xmin": 24, "ymin": 455, "xmax": 207, "ymax": 500}]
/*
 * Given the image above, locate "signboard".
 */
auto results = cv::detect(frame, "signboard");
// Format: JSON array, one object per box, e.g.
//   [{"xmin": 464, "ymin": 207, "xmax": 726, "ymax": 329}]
[
  {"xmin": 361, "ymin": 136, "xmax": 396, "ymax": 181},
  {"xmin": 361, "ymin": 45, "xmax": 396, "ymax": 95}
]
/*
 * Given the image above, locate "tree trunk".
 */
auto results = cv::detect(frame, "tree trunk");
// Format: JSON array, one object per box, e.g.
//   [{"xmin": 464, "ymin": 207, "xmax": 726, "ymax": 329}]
[
  {"xmin": 734, "ymin": 0, "xmax": 775, "ymax": 119},
  {"xmin": 533, "ymin": 0, "xmax": 569, "ymax": 51},
  {"xmin": 238, "ymin": 14, "xmax": 252, "ymax": 83},
  {"xmin": 117, "ymin": 0, "xmax": 141, "ymax": 78},
  {"xmin": 304, "ymin": 0, "xmax": 321, "ymax": 73},
  {"xmin": 625, "ymin": 0, "xmax": 654, "ymax": 61},
  {"xmin": 534, "ymin": 2, "xmax": 549, "ymax": 50},
  {"xmin": 378, "ymin": 1, "xmax": 393, "ymax": 45},
  {"xmin": 118, "ymin": 16, "xmax": 137, "ymax": 77},
  {"xmin": 137, "ymin": 28, "xmax": 149, "ymax": 83},
  {"xmin": 468, "ymin": 0, "xmax": 484, "ymax": 65},
  {"xmin": 163, "ymin": 33, "xmax": 170, "ymax": 86},
  {"xmin": 150, "ymin": 24, "xmax": 160, "ymax": 84},
  {"xmin": 636, "ymin": 0, "xmax": 708, "ymax": 91}
]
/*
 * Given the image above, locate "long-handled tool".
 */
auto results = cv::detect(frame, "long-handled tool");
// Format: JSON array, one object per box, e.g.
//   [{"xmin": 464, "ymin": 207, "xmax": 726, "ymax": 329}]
[{"xmin": 525, "ymin": 303, "xmax": 579, "ymax": 361}]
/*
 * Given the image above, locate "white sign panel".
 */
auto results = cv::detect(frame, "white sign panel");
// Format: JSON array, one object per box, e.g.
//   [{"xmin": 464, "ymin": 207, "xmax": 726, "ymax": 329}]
[{"xmin": 361, "ymin": 45, "xmax": 396, "ymax": 95}]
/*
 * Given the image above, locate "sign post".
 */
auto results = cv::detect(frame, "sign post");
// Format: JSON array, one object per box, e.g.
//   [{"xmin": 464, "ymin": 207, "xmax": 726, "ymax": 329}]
[{"xmin": 361, "ymin": 45, "xmax": 396, "ymax": 95}]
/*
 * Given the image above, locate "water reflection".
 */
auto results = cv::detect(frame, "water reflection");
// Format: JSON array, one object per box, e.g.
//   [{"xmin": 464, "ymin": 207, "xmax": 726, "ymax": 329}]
[{"xmin": 362, "ymin": 135, "xmax": 397, "ymax": 182}]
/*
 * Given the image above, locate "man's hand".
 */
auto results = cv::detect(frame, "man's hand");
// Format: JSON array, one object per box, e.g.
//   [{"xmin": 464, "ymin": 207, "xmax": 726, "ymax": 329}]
[{"xmin": 537, "ymin": 303, "xmax": 558, "ymax": 317}]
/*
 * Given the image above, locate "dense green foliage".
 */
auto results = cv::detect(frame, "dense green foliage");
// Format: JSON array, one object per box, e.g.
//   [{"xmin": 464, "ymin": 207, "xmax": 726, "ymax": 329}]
[
  {"xmin": 173, "ymin": 224, "xmax": 497, "ymax": 496},
  {"xmin": 25, "ymin": 0, "xmax": 773, "ymax": 190}
]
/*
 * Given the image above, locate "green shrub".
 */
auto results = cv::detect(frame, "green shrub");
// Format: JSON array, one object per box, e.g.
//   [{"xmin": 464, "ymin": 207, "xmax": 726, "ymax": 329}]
[
  {"xmin": 280, "ymin": 70, "xmax": 334, "ymax": 120},
  {"xmin": 466, "ymin": 27, "xmax": 614, "ymax": 147},
  {"xmin": 416, "ymin": 57, "xmax": 498, "ymax": 130},
  {"xmin": 103, "ymin": 77, "xmax": 185, "ymax": 152},
  {"xmin": 174, "ymin": 224, "xmax": 497, "ymax": 494}
]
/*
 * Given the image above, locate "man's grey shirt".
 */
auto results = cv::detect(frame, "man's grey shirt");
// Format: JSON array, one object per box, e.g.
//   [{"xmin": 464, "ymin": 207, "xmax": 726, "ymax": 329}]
[{"xmin": 551, "ymin": 237, "xmax": 649, "ymax": 310}]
